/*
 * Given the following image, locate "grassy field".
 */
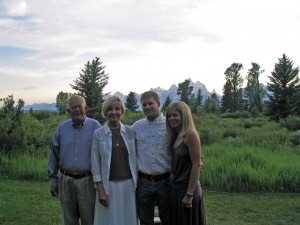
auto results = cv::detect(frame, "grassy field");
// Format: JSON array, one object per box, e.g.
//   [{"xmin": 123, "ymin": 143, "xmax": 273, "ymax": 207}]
[{"xmin": 1, "ymin": 178, "xmax": 299, "ymax": 225}]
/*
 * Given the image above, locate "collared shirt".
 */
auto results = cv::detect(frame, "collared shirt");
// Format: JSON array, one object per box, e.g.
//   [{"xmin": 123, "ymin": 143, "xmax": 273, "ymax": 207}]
[
  {"xmin": 91, "ymin": 123, "xmax": 138, "ymax": 194},
  {"xmin": 132, "ymin": 113, "xmax": 171, "ymax": 175},
  {"xmin": 48, "ymin": 117, "xmax": 101, "ymax": 185}
]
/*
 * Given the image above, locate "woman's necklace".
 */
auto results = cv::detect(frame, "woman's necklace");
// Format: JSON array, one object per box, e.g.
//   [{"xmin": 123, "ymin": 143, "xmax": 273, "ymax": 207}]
[{"xmin": 111, "ymin": 127, "xmax": 121, "ymax": 147}]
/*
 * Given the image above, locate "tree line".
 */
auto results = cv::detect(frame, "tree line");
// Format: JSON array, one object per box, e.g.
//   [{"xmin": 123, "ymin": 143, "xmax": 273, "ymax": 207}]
[
  {"xmin": 1, "ymin": 53, "xmax": 299, "ymax": 124},
  {"xmin": 56, "ymin": 53, "xmax": 299, "ymax": 121},
  {"xmin": 0, "ymin": 54, "xmax": 299, "ymax": 154}
]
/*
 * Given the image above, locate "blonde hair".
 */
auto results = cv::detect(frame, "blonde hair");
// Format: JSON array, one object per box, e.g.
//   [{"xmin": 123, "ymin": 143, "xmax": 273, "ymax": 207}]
[
  {"xmin": 166, "ymin": 101, "xmax": 196, "ymax": 138},
  {"xmin": 102, "ymin": 96, "xmax": 126, "ymax": 119}
]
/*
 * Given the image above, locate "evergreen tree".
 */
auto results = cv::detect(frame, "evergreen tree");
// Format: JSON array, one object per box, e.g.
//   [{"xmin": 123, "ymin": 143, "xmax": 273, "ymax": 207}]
[
  {"xmin": 210, "ymin": 89, "xmax": 220, "ymax": 113},
  {"xmin": 125, "ymin": 92, "xmax": 139, "ymax": 111},
  {"xmin": 291, "ymin": 86, "xmax": 300, "ymax": 115},
  {"xmin": 196, "ymin": 88, "xmax": 203, "ymax": 107},
  {"xmin": 221, "ymin": 81, "xmax": 232, "ymax": 112},
  {"xmin": 189, "ymin": 89, "xmax": 203, "ymax": 114},
  {"xmin": 162, "ymin": 95, "xmax": 172, "ymax": 112},
  {"xmin": 245, "ymin": 62, "xmax": 266, "ymax": 114},
  {"xmin": 56, "ymin": 91, "xmax": 70, "ymax": 115},
  {"xmin": 221, "ymin": 63, "xmax": 244, "ymax": 112},
  {"xmin": 203, "ymin": 97, "xmax": 212, "ymax": 113},
  {"xmin": 70, "ymin": 57, "xmax": 109, "ymax": 122},
  {"xmin": 266, "ymin": 54, "xmax": 300, "ymax": 120},
  {"xmin": 177, "ymin": 79, "xmax": 193, "ymax": 105},
  {"xmin": 204, "ymin": 90, "xmax": 219, "ymax": 113}
]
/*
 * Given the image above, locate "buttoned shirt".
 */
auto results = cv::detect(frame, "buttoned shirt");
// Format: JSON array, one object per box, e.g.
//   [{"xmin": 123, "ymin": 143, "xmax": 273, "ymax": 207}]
[
  {"xmin": 48, "ymin": 117, "xmax": 101, "ymax": 185},
  {"xmin": 132, "ymin": 113, "xmax": 171, "ymax": 175},
  {"xmin": 91, "ymin": 123, "xmax": 138, "ymax": 194}
]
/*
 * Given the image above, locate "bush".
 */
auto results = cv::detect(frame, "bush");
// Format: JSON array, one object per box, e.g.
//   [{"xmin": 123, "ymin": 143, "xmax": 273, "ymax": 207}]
[
  {"xmin": 220, "ymin": 111, "xmax": 251, "ymax": 119},
  {"xmin": 279, "ymin": 115, "xmax": 300, "ymax": 131},
  {"xmin": 30, "ymin": 111, "xmax": 54, "ymax": 120},
  {"xmin": 288, "ymin": 130, "xmax": 300, "ymax": 146}
]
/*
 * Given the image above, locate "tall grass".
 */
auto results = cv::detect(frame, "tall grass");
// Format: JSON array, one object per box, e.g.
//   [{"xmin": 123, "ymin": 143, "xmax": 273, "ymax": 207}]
[
  {"xmin": 1, "ymin": 112, "xmax": 299, "ymax": 193},
  {"xmin": 201, "ymin": 144, "xmax": 300, "ymax": 192},
  {"xmin": 0, "ymin": 148, "xmax": 49, "ymax": 181}
]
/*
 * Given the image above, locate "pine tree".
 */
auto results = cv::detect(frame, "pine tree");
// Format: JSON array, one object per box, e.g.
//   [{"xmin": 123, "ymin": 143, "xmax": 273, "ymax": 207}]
[
  {"xmin": 266, "ymin": 54, "xmax": 300, "ymax": 120},
  {"xmin": 162, "ymin": 95, "xmax": 172, "ymax": 112},
  {"xmin": 204, "ymin": 90, "xmax": 219, "ymax": 113},
  {"xmin": 190, "ymin": 89, "xmax": 203, "ymax": 114},
  {"xmin": 125, "ymin": 92, "xmax": 139, "ymax": 111},
  {"xmin": 210, "ymin": 89, "xmax": 220, "ymax": 113},
  {"xmin": 70, "ymin": 57, "xmax": 109, "ymax": 122},
  {"xmin": 291, "ymin": 86, "xmax": 300, "ymax": 115}
]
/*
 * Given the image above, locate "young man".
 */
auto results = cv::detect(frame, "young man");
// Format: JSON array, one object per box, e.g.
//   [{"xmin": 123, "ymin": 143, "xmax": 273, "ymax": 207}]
[
  {"xmin": 132, "ymin": 91, "xmax": 171, "ymax": 225},
  {"xmin": 48, "ymin": 95, "xmax": 101, "ymax": 225}
]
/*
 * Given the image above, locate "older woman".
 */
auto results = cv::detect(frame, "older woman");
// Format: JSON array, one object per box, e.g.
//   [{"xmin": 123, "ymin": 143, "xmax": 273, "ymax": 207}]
[{"xmin": 91, "ymin": 96, "xmax": 138, "ymax": 225}]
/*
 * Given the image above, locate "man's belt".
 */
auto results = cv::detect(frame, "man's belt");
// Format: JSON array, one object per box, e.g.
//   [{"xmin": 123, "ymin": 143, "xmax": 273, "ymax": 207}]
[
  {"xmin": 138, "ymin": 171, "xmax": 171, "ymax": 182},
  {"xmin": 60, "ymin": 169, "xmax": 92, "ymax": 179}
]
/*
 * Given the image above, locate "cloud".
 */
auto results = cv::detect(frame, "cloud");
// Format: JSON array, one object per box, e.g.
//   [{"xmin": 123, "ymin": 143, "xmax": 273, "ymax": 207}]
[
  {"xmin": 0, "ymin": 0, "xmax": 28, "ymax": 17},
  {"xmin": 0, "ymin": 0, "xmax": 299, "ymax": 105},
  {"xmin": 19, "ymin": 86, "xmax": 39, "ymax": 91}
]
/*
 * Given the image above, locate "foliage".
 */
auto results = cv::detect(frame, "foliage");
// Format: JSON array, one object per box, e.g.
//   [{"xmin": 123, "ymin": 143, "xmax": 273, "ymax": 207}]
[
  {"xmin": 202, "ymin": 144, "xmax": 300, "ymax": 192},
  {"xmin": 245, "ymin": 62, "xmax": 266, "ymax": 113},
  {"xmin": 177, "ymin": 79, "xmax": 193, "ymax": 105},
  {"xmin": 0, "ymin": 95, "xmax": 25, "ymax": 154},
  {"xmin": 30, "ymin": 111, "xmax": 54, "ymax": 120},
  {"xmin": 266, "ymin": 54, "xmax": 300, "ymax": 120},
  {"xmin": 161, "ymin": 95, "xmax": 172, "ymax": 112},
  {"xmin": 221, "ymin": 63, "xmax": 244, "ymax": 112},
  {"xmin": 70, "ymin": 57, "xmax": 109, "ymax": 123},
  {"xmin": 190, "ymin": 88, "xmax": 203, "ymax": 113},
  {"xmin": 1, "ymin": 109, "xmax": 300, "ymax": 193},
  {"xmin": 219, "ymin": 111, "xmax": 251, "ymax": 119},
  {"xmin": 203, "ymin": 89, "xmax": 219, "ymax": 114},
  {"xmin": 291, "ymin": 85, "xmax": 300, "ymax": 115},
  {"xmin": 287, "ymin": 130, "xmax": 300, "ymax": 146},
  {"xmin": 279, "ymin": 115, "xmax": 300, "ymax": 131},
  {"xmin": 56, "ymin": 91, "xmax": 71, "ymax": 115},
  {"xmin": 125, "ymin": 91, "xmax": 139, "ymax": 111},
  {"xmin": 121, "ymin": 111, "xmax": 144, "ymax": 125}
]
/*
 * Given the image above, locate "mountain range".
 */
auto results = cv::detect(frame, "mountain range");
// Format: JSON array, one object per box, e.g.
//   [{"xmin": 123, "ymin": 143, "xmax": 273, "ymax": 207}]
[{"xmin": 23, "ymin": 79, "xmax": 213, "ymax": 112}]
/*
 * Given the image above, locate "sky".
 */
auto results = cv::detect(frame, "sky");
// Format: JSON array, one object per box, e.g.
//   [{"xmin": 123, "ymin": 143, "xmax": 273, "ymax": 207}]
[{"xmin": 0, "ymin": 0, "xmax": 299, "ymax": 105}]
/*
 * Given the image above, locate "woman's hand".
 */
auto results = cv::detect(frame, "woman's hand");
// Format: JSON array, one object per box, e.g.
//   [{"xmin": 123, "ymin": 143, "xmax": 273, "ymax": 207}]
[
  {"xmin": 182, "ymin": 195, "xmax": 193, "ymax": 208},
  {"xmin": 98, "ymin": 190, "xmax": 109, "ymax": 207},
  {"xmin": 97, "ymin": 183, "xmax": 109, "ymax": 207}
]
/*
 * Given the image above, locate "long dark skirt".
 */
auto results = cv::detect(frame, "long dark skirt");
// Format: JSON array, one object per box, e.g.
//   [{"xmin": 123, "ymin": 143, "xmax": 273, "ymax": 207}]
[{"xmin": 168, "ymin": 185, "xmax": 206, "ymax": 225}]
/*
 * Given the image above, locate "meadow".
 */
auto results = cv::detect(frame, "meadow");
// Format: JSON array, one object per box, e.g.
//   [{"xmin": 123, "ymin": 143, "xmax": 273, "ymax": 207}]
[{"xmin": 0, "ymin": 111, "xmax": 300, "ymax": 224}]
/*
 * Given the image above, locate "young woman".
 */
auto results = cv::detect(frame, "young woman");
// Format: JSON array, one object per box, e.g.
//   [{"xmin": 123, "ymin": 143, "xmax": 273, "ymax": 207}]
[
  {"xmin": 166, "ymin": 101, "xmax": 206, "ymax": 225},
  {"xmin": 91, "ymin": 96, "xmax": 138, "ymax": 225}
]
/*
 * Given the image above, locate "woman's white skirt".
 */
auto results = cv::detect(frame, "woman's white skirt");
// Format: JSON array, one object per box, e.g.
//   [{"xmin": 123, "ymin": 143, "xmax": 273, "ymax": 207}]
[{"xmin": 93, "ymin": 179, "xmax": 138, "ymax": 225}]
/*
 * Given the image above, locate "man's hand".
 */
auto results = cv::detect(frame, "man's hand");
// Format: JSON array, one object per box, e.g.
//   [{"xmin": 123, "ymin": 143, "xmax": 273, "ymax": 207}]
[{"xmin": 50, "ymin": 184, "xmax": 58, "ymax": 197}]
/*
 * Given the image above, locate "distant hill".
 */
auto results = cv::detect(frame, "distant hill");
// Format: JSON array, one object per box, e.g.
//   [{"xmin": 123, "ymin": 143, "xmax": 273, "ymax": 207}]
[{"xmin": 23, "ymin": 103, "xmax": 57, "ymax": 112}]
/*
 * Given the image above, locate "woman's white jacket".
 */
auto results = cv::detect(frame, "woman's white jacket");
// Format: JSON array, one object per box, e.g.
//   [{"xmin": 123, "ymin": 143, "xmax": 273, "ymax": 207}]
[{"xmin": 91, "ymin": 122, "xmax": 137, "ymax": 194}]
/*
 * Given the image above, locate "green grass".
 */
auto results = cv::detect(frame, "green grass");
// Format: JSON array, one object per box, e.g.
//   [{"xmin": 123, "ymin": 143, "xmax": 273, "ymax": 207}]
[
  {"xmin": 201, "ymin": 144, "xmax": 300, "ymax": 192},
  {"xmin": 1, "ymin": 178, "xmax": 299, "ymax": 225}
]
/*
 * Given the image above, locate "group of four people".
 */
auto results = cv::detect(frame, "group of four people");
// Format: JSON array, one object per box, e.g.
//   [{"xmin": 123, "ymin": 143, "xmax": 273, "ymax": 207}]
[{"xmin": 48, "ymin": 91, "xmax": 206, "ymax": 225}]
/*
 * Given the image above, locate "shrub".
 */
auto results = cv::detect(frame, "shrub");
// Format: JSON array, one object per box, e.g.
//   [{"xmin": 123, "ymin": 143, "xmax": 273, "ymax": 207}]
[
  {"xmin": 279, "ymin": 115, "xmax": 300, "ymax": 131},
  {"xmin": 30, "ymin": 111, "xmax": 54, "ymax": 120},
  {"xmin": 288, "ymin": 130, "xmax": 300, "ymax": 146}
]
